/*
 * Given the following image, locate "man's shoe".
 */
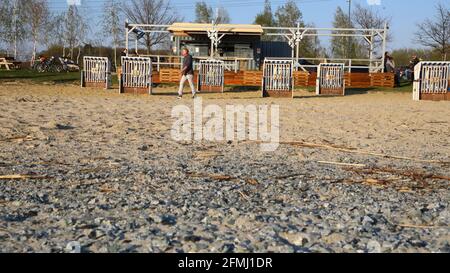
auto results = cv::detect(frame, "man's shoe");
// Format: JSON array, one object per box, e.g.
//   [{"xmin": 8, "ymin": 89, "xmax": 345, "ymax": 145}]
[
  {"xmin": 192, "ymin": 93, "xmax": 196, "ymax": 99},
  {"xmin": 177, "ymin": 95, "xmax": 182, "ymax": 99}
]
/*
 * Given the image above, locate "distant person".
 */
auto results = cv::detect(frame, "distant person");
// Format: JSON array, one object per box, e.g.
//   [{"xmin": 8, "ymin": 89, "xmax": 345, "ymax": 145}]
[
  {"xmin": 121, "ymin": 49, "xmax": 128, "ymax": 57},
  {"xmin": 383, "ymin": 52, "xmax": 392, "ymax": 72},
  {"xmin": 385, "ymin": 56, "xmax": 395, "ymax": 73},
  {"xmin": 178, "ymin": 48, "xmax": 196, "ymax": 99},
  {"xmin": 410, "ymin": 55, "xmax": 420, "ymax": 69},
  {"xmin": 409, "ymin": 55, "xmax": 421, "ymax": 82},
  {"xmin": 385, "ymin": 56, "xmax": 399, "ymax": 87}
]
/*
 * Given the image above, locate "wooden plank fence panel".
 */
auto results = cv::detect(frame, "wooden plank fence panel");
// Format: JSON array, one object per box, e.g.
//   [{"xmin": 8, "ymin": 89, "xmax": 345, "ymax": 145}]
[
  {"xmin": 243, "ymin": 71, "xmax": 263, "ymax": 86},
  {"xmin": 370, "ymin": 73, "xmax": 395, "ymax": 88},
  {"xmin": 293, "ymin": 71, "xmax": 309, "ymax": 87}
]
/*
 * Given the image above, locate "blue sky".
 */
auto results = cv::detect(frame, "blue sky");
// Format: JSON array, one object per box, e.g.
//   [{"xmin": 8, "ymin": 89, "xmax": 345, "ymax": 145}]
[{"xmin": 50, "ymin": 0, "xmax": 448, "ymax": 50}]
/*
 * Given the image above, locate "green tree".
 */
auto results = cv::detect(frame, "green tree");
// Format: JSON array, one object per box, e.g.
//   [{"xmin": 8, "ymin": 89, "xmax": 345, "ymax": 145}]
[
  {"xmin": 274, "ymin": 0, "xmax": 320, "ymax": 58},
  {"xmin": 330, "ymin": 7, "xmax": 362, "ymax": 59},
  {"xmin": 254, "ymin": 0, "xmax": 274, "ymax": 41},
  {"xmin": 274, "ymin": 0, "xmax": 302, "ymax": 27},
  {"xmin": 195, "ymin": 1, "xmax": 213, "ymax": 23},
  {"xmin": 195, "ymin": 2, "xmax": 230, "ymax": 24},
  {"xmin": 391, "ymin": 48, "xmax": 442, "ymax": 67},
  {"xmin": 254, "ymin": 0, "xmax": 274, "ymax": 26}
]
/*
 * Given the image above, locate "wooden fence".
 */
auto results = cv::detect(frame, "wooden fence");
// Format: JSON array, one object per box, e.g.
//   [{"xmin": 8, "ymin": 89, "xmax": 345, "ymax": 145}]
[{"xmin": 154, "ymin": 69, "xmax": 395, "ymax": 89}]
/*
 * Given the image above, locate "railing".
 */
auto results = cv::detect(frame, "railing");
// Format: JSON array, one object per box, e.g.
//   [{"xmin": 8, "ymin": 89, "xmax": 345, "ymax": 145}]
[
  {"xmin": 132, "ymin": 54, "xmax": 385, "ymax": 73},
  {"xmin": 294, "ymin": 57, "xmax": 384, "ymax": 73},
  {"xmin": 137, "ymin": 54, "xmax": 254, "ymax": 72}
]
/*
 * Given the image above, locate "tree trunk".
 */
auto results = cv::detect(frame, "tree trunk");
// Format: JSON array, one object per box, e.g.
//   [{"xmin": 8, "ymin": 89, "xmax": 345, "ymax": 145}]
[
  {"xmin": 146, "ymin": 34, "xmax": 151, "ymax": 55},
  {"xmin": 114, "ymin": 45, "xmax": 117, "ymax": 69},
  {"xmin": 77, "ymin": 46, "xmax": 81, "ymax": 65},
  {"xmin": 14, "ymin": 34, "xmax": 17, "ymax": 60},
  {"xmin": 31, "ymin": 36, "xmax": 37, "ymax": 64}
]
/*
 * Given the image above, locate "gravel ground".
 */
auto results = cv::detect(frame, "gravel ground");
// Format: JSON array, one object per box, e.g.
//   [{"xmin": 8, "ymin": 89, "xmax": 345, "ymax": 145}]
[{"xmin": 0, "ymin": 83, "xmax": 448, "ymax": 253}]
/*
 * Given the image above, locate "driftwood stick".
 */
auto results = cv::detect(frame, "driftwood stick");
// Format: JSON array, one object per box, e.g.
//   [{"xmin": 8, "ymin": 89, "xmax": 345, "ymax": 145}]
[
  {"xmin": 345, "ymin": 167, "xmax": 450, "ymax": 182},
  {"xmin": 186, "ymin": 172, "xmax": 259, "ymax": 185},
  {"xmin": 0, "ymin": 136, "xmax": 34, "ymax": 142},
  {"xmin": 318, "ymin": 161, "xmax": 366, "ymax": 167},
  {"xmin": 280, "ymin": 141, "xmax": 448, "ymax": 164},
  {"xmin": 0, "ymin": 174, "xmax": 49, "ymax": 180},
  {"xmin": 398, "ymin": 224, "xmax": 449, "ymax": 229}
]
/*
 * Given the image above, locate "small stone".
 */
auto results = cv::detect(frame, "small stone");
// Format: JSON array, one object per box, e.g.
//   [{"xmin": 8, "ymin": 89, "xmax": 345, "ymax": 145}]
[
  {"xmin": 221, "ymin": 243, "xmax": 235, "ymax": 253},
  {"xmin": 323, "ymin": 233, "xmax": 346, "ymax": 245},
  {"xmin": 184, "ymin": 235, "xmax": 202, "ymax": 242},
  {"xmin": 280, "ymin": 232, "xmax": 309, "ymax": 247},
  {"xmin": 362, "ymin": 215, "xmax": 375, "ymax": 226},
  {"xmin": 84, "ymin": 229, "xmax": 98, "ymax": 239},
  {"xmin": 66, "ymin": 241, "xmax": 81, "ymax": 253},
  {"xmin": 207, "ymin": 209, "xmax": 222, "ymax": 219},
  {"xmin": 367, "ymin": 240, "xmax": 382, "ymax": 253},
  {"xmin": 161, "ymin": 215, "xmax": 177, "ymax": 226},
  {"xmin": 139, "ymin": 145, "xmax": 149, "ymax": 151}
]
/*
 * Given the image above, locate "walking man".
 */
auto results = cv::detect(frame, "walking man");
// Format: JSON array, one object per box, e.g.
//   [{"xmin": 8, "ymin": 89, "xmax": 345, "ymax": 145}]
[{"xmin": 178, "ymin": 48, "xmax": 196, "ymax": 99}]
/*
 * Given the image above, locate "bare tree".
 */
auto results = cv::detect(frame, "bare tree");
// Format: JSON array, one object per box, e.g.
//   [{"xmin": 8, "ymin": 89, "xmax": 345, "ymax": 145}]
[
  {"xmin": 102, "ymin": 0, "xmax": 122, "ymax": 67},
  {"xmin": 0, "ymin": 0, "xmax": 28, "ymax": 59},
  {"xmin": 63, "ymin": 5, "xmax": 89, "ymax": 61},
  {"xmin": 415, "ymin": 3, "xmax": 450, "ymax": 61},
  {"xmin": 215, "ymin": 7, "xmax": 230, "ymax": 24},
  {"xmin": 47, "ymin": 13, "xmax": 66, "ymax": 54},
  {"xmin": 352, "ymin": 3, "xmax": 391, "ymax": 57},
  {"xmin": 122, "ymin": 0, "xmax": 181, "ymax": 54},
  {"xmin": 0, "ymin": 0, "xmax": 7, "ymax": 39},
  {"xmin": 64, "ymin": 6, "xmax": 78, "ymax": 58},
  {"xmin": 24, "ymin": 0, "xmax": 51, "ymax": 63}
]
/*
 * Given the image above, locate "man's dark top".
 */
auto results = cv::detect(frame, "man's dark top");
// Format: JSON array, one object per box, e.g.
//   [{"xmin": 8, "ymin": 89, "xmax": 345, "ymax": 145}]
[
  {"xmin": 183, "ymin": 54, "xmax": 194, "ymax": 75},
  {"xmin": 409, "ymin": 58, "xmax": 420, "ymax": 70}
]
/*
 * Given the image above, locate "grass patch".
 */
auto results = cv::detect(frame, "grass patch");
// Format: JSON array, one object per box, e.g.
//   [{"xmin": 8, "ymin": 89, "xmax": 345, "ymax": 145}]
[{"xmin": 0, "ymin": 69, "xmax": 81, "ymax": 84}]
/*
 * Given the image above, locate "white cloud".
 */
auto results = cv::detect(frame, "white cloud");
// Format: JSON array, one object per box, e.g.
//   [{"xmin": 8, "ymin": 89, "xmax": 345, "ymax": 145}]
[
  {"xmin": 67, "ymin": 0, "xmax": 81, "ymax": 5},
  {"xmin": 367, "ymin": 0, "xmax": 381, "ymax": 5}
]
